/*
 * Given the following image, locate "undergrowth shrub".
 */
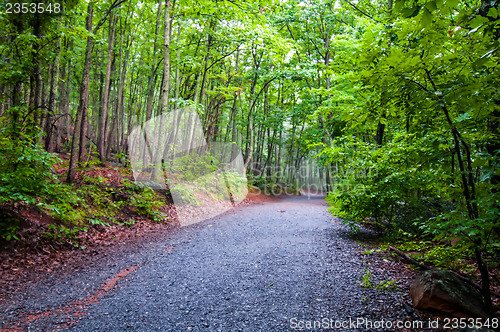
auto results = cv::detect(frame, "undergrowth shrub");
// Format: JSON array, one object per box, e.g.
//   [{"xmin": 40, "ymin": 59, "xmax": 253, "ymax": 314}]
[
  {"xmin": 170, "ymin": 183, "xmax": 201, "ymax": 206},
  {"xmin": 321, "ymin": 133, "xmax": 449, "ymax": 235},
  {"xmin": 129, "ymin": 188, "xmax": 166, "ymax": 222},
  {"xmin": 0, "ymin": 130, "xmax": 75, "ymax": 241},
  {"xmin": 43, "ymin": 224, "xmax": 88, "ymax": 249},
  {"xmin": 42, "ymin": 185, "xmax": 85, "ymax": 224},
  {"xmin": 248, "ymin": 175, "xmax": 299, "ymax": 196},
  {"xmin": 0, "ymin": 131, "xmax": 61, "ymax": 205}
]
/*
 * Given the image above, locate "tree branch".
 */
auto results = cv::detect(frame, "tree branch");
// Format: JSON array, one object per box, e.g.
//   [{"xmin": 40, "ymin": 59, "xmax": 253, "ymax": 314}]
[
  {"xmin": 93, "ymin": 0, "xmax": 128, "ymax": 34},
  {"xmin": 341, "ymin": 0, "xmax": 380, "ymax": 23},
  {"xmin": 405, "ymin": 78, "xmax": 428, "ymax": 92}
]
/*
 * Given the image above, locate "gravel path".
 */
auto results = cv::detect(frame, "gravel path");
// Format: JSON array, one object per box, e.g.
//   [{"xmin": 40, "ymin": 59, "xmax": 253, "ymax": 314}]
[{"xmin": 1, "ymin": 195, "xmax": 418, "ymax": 331}]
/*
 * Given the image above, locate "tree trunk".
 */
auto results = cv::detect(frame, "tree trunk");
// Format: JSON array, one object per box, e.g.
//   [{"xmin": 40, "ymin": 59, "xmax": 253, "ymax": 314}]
[
  {"xmin": 98, "ymin": 13, "xmax": 117, "ymax": 165},
  {"xmin": 67, "ymin": 2, "xmax": 94, "ymax": 183},
  {"xmin": 0, "ymin": 84, "xmax": 5, "ymax": 117},
  {"xmin": 29, "ymin": 18, "xmax": 43, "ymax": 138},
  {"xmin": 60, "ymin": 39, "xmax": 73, "ymax": 148},
  {"xmin": 425, "ymin": 67, "xmax": 493, "ymax": 315},
  {"xmin": 479, "ymin": 0, "xmax": 500, "ymax": 244},
  {"xmin": 198, "ymin": 19, "xmax": 215, "ymax": 105},
  {"xmin": 45, "ymin": 33, "xmax": 60, "ymax": 152},
  {"xmin": 174, "ymin": 20, "xmax": 182, "ymax": 109},
  {"xmin": 151, "ymin": 0, "xmax": 171, "ymax": 181},
  {"xmin": 161, "ymin": 0, "xmax": 171, "ymax": 114},
  {"xmin": 375, "ymin": 0, "xmax": 393, "ymax": 147},
  {"xmin": 145, "ymin": 2, "xmax": 163, "ymax": 123}
]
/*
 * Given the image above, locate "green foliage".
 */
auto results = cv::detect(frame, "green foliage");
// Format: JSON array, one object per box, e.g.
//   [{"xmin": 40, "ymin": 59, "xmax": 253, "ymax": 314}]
[
  {"xmin": 88, "ymin": 218, "xmax": 110, "ymax": 228},
  {"xmin": 358, "ymin": 268, "xmax": 373, "ymax": 288},
  {"xmin": 223, "ymin": 169, "xmax": 248, "ymax": 199},
  {"xmin": 0, "ymin": 131, "xmax": 61, "ymax": 205},
  {"xmin": 43, "ymin": 184, "xmax": 84, "ymax": 224},
  {"xmin": 248, "ymin": 174, "xmax": 299, "ymax": 196},
  {"xmin": 84, "ymin": 184, "xmax": 121, "ymax": 212},
  {"xmin": 0, "ymin": 130, "xmax": 87, "ymax": 240},
  {"xmin": 196, "ymin": 172, "xmax": 227, "ymax": 198},
  {"xmin": 358, "ymin": 266, "xmax": 399, "ymax": 291},
  {"xmin": 44, "ymin": 224, "xmax": 87, "ymax": 249},
  {"xmin": 120, "ymin": 177, "xmax": 139, "ymax": 191},
  {"xmin": 168, "ymin": 153, "xmax": 217, "ymax": 182},
  {"xmin": 313, "ymin": 0, "xmax": 500, "ymax": 312},
  {"xmin": 170, "ymin": 183, "xmax": 201, "ymax": 207},
  {"xmin": 249, "ymin": 179, "xmax": 277, "ymax": 196},
  {"xmin": 375, "ymin": 279, "xmax": 399, "ymax": 291},
  {"xmin": 324, "ymin": 133, "xmax": 450, "ymax": 235},
  {"xmin": 129, "ymin": 188, "xmax": 166, "ymax": 222},
  {"xmin": 195, "ymin": 169, "xmax": 247, "ymax": 200},
  {"xmin": 0, "ymin": 218, "xmax": 20, "ymax": 242},
  {"xmin": 391, "ymin": 239, "xmax": 478, "ymax": 276},
  {"xmin": 0, "ymin": 0, "xmax": 498, "ymax": 312},
  {"xmin": 0, "ymin": 130, "xmax": 170, "ymax": 240},
  {"xmin": 122, "ymin": 219, "xmax": 139, "ymax": 227},
  {"xmin": 166, "ymin": 150, "xmax": 247, "ymax": 202}
]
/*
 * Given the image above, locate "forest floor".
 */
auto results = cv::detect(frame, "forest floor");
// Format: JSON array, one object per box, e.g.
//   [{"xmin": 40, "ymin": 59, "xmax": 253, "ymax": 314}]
[{"xmin": 0, "ymin": 192, "xmax": 469, "ymax": 331}]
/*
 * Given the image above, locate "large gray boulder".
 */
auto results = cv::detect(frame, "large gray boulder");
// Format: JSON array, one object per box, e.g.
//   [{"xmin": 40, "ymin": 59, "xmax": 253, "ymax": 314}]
[{"xmin": 410, "ymin": 270, "xmax": 489, "ymax": 318}]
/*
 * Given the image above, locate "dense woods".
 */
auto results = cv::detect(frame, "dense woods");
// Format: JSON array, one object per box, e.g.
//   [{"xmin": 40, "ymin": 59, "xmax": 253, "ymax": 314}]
[{"xmin": 0, "ymin": 0, "xmax": 499, "ymax": 315}]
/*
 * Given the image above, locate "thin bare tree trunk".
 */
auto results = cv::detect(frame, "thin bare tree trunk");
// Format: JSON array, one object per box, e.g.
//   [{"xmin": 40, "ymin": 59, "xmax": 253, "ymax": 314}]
[
  {"xmin": 198, "ymin": 19, "xmax": 215, "ymax": 105},
  {"xmin": 67, "ymin": 2, "xmax": 94, "ymax": 183},
  {"xmin": 145, "ymin": 2, "xmax": 163, "ymax": 123},
  {"xmin": 174, "ymin": 21, "xmax": 182, "ymax": 109},
  {"xmin": 45, "ymin": 33, "xmax": 60, "ymax": 152},
  {"xmin": 61, "ymin": 39, "xmax": 73, "ymax": 147},
  {"xmin": 0, "ymin": 84, "xmax": 5, "ymax": 117},
  {"xmin": 151, "ymin": 0, "xmax": 171, "ymax": 181},
  {"xmin": 161, "ymin": 0, "xmax": 171, "ymax": 115},
  {"xmin": 98, "ymin": 13, "xmax": 117, "ymax": 165}
]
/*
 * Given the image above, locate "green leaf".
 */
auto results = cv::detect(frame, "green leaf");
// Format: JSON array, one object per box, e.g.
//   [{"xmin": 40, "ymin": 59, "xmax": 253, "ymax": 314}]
[
  {"xmin": 421, "ymin": 8, "xmax": 433, "ymax": 27},
  {"xmin": 425, "ymin": 1, "xmax": 437, "ymax": 12},
  {"xmin": 401, "ymin": 6, "xmax": 421, "ymax": 18},
  {"xmin": 472, "ymin": 49, "xmax": 497, "ymax": 70},
  {"xmin": 487, "ymin": 7, "xmax": 498, "ymax": 19},
  {"xmin": 445, "ymin": 0, "xmax": 460, "ymax": 9},
  {"xmin": 469, "ymin": 16, "xmax": 489, "ymax": 29}
]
